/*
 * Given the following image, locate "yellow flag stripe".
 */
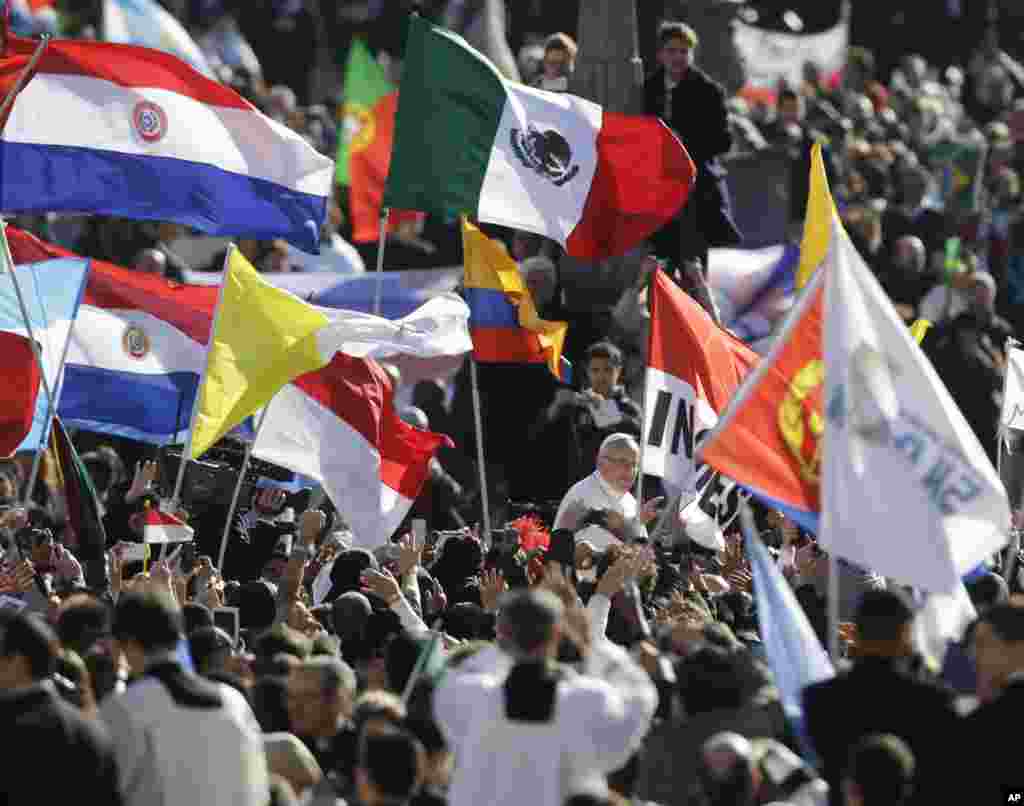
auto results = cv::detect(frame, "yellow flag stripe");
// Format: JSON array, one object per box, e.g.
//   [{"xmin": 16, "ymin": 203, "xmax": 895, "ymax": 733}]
[{"xmin": 461, "ymin": 219, "xmax": 568, "ymax": 379}]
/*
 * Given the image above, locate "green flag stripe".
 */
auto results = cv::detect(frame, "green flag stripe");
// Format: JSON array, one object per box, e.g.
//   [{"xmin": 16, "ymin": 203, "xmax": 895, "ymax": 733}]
[{"xmin": 382, "ymin": 15, "xmax": 507, "ymax": 217}]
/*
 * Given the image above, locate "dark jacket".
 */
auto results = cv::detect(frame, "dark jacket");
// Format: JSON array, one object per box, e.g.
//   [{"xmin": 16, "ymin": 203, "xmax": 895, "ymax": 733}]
[
  {"xmin": 802, "ymin": 656, "xmax": 960, "ymax": 806},
  {"xmin": 964, "ymin": 678, "xmax": 1024, "ymax": 803},
  {"xmin": 644, "ymin": 65, "xmax": 742, "ymax": 251},
  {"xmin": 0, "ymin": 682, "xmax": 121, "ymax": 805}
]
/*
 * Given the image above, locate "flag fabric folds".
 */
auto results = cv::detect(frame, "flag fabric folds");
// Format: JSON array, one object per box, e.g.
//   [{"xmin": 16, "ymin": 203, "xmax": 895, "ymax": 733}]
[
  {"xmin": 382, "ymin": 15, "xmax": 695, "ymax": 261},
  {"xmin": 5, "ymin": 224, "xmax": 219, "ymax": 445},
  {"xmin": 642, "ymin": 269, "xmax": 758, "ymax": 497},
  {"xmin": 1000, "ymin": 340, "xmax": 1024, "ymax": 433},
  {"xmin": 103, "ymin": 0, "xmax": 215, "ymax": 78},
  {"xmin": 698, "ymin": 270, "xmax": 824, "ymax": 534},
  {"xmin": 51, "ymin": 416, "xmax": 108, "ymax": 588},
  {"xmin": 191, "ymin": 247, "xmax": 470, "ymax": 459},
  {"xmin": 0, "ymin": 34, "xmax": 333, "ymax": 254},
  {"xmin": 821, "ymin": 212, "xmax": 1009, "ymax": 593},
  {"xmin": 0, "ymin": 248, "xmax": 90, "ymax": 456},
  {"xmin": 253, "ymin": 354, "xmax": 451, "ymax": 548},
  {"xmin": 338, "ymin": 38, "xmax": 422, "ymax": 243},
  {"xmin": 741, "ymin": 507, "xmax": 834, "ymax": 729},
  {"xmin": 143, "ymin": 505, "xmax": 194, "ymax": 544},
  {"xmin": 703, "ymin": 144, "xmax": 1010, "ymax": 592},
  {"xmin": 461, "ymin": 219, "xmax": 568, "ymax": 380}
]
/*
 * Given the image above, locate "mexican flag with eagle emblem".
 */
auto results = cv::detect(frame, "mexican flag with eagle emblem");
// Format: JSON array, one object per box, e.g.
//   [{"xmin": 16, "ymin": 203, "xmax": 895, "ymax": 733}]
[{"xmin": 383, "ymin": 15, "xmax": 696, "ymax": 261}]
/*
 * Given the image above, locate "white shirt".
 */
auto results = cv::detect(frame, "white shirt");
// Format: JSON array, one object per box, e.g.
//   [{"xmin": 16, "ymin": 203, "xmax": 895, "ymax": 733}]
[
  {"xmin": 435, "ymin": 640, "xmax": 658, "ymax": 806},
  {"xmin": 553, "ymin": 471, "xmax": 643, "ymax": 549},
  {"xmin": 101, "ymin": 663, "xmax": 269, "ymax": 806}
]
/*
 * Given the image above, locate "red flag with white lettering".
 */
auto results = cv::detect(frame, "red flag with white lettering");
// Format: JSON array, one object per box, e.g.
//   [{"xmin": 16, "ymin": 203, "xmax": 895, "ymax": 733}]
[{"xmin": 642, "ymin": 270, "xmax": 759, "ymax": 497}]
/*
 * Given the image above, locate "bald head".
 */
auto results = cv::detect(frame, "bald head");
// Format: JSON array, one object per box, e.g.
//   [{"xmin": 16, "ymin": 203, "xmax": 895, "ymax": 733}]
[
  {"xmin": 893, "ymin": 236, "xmax": 925, "ymax": 274},
  {"xmin": 698, "ymin": 732, "xmax": 757, "ymax": 806}
]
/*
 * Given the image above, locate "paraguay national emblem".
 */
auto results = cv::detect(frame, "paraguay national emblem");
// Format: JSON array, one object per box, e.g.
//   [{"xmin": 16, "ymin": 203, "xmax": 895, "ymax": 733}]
[
  {"xmin": 132, "ymin": 100, "xmax": 169, "ymax": 144},
  {"xmin": 510, "ymin": 126, "xmax": 580, "ymax": 187},
  {"xmin": 122, "ymin": 323, "xmax": 150, "ymax": 360}
]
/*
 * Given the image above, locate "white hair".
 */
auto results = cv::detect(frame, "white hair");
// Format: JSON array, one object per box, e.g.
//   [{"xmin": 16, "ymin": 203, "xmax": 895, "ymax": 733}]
[{"xmin": 598, "ymin": 433, "xmax": 640, "ymax": 458}]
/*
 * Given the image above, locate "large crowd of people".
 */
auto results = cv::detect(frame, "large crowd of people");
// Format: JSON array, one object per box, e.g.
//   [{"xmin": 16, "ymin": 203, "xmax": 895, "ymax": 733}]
[{"xmin": 4, "ymin": 2, "xmax": 1024, "ymax": 806}]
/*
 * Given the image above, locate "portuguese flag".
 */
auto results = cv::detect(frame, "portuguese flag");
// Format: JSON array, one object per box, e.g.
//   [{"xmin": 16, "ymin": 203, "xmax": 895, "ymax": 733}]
[{"xmin": 337, "ymin": 39, "xmax": 421, "ymax": 244}]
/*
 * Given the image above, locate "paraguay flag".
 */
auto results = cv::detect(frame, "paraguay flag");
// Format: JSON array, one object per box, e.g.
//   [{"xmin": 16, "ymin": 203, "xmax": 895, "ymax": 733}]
[{"xmin": 0, "ymin": 33, "xmax": 333, "ymax": 253}]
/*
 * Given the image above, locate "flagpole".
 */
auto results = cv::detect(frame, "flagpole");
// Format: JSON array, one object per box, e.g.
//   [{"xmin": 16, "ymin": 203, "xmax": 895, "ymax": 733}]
[
  {"xmin": 216, "ymin": 400, "xmax": 273, "ymax": 573},
  {"xmin": 21, "ymin": 311, "xmax": 78, "ymax": 509},
  {"xmin": 1001, "ymin": 337, "xmax": 1021, "ymax": 583},
  {"xmin": 0, "ymin": 223, "xmax": 60, "ymax": 508},
  {"xmin": 469, "ymin": 358, "xmax": 492, "ymax": 544},
  {"xmin": 373, "ymin": 208, "xmax": 390, "ymax": 315},
  {"xmin": 0, "ymin": 35, "xmax": 49, "ymax": 120},
  {"xmin": 172, "ymin": 245, "xmax": 232, "ymax": 506}
]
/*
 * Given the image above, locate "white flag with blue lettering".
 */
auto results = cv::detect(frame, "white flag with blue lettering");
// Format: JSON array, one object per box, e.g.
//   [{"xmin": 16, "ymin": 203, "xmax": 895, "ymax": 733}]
[{"xmin": 822, "ymin": 218, "xmax": 1009, "ymax": 593}]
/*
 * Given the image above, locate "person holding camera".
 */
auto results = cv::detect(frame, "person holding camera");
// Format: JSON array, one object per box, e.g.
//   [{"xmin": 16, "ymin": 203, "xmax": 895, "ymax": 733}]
[
  {"xmin": 533, "ymin": 342, "xmax": 643, "ymax": 496},
  {"xmin": 552, "ymin": 434, "xmax": 663, "ymax": 551}
]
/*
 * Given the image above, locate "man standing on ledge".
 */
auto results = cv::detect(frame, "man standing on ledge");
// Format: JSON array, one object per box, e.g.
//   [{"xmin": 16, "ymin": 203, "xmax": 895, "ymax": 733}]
[{"xmin": 644, "ymin": 21, "xmax": 742, "ymax": 280}]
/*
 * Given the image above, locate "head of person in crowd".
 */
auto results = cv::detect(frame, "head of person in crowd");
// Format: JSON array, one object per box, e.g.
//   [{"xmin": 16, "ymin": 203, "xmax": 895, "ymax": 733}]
[
  {"xmin": 267, "ymin": 84, "xmax": 297, "ymax": 123},
  {"xmin": 968, "ymin": 271, "xmax": 997, "ymax": 318},
  {"xmin": 353, "ymin": 688, "xmax": 406, "ymax": 740},
  {"xmin": 966, "ymin": 571, "xmax": 1009, "ymax": 614},
  {"xmin": 891, "ymin": 235, "xmax": 926, "ymax": 277},
  {"xmin": 354, "ymin": 729, "xmax": 424, "ymax": 806},
  {"xmin": 80, "ymin": 451, "xmax": 117, "ymax": 503},
  {"xmin": 969, "ymin": 599, "xmax": 1024, "ymax": 704},
  {"xmin": 189, "ymin": 625, "xmax": 236, "ymax": 677},
  {"xmin": 57, "ymin": 593, "xmax": 111, "ymax": 657},
  {"xmin": 0, "ymin": 610, "xmax": 58, "ymax": 689},
  {"xmin": 694, "ymin": 732, "xmax": 758, "ymax": 806},
  {"xmin": 851, "ymin": 589, "xmax": 916, "ymax": 662},
  {"xmin": 521, "ymin": 254, "xmax": 557, "ymax": 308},
  {"xmin": 133, "ymin": 248, "xmax": 167, "ymax": 275},
  {"xmin": 596, "ymin": 433, "xmax": 640, "ymax": 495},
  {"xmin": 777, "ymin": 87, "xmax": 806, "ymax": 130},
  {"xmin": 678, "ymin": 645, "xmax": 748, "ymax": 717},
  {"xmin": 585, "ymin": 341, "xmax": 623, "ymax": 398},
  {"xmin": 657, "ymin": 21, "xmax": 698, "ymax": 83},
  {"xmin": 841, "ymin": 734, "xmax": 915, "ymax": 806},
  {"xmin": 111, "ymin": 591, "xmax": 183, "ymax": 675},
  {"xmin": 262, "ymin": 239, "xmax": 292, "ymax": 273},
  {"xmin": 399, "ymin": 406, "xmax": 429, "ymax": 431},
  {"xmin": 496, "ymin": 587, "xmax": 563, "ymax": 662},
  {"xmin": 286, "ymin": 655, "xmax": 357, "ymax": 740},
  {"xmin": 538, "ymin": 32, "xmax": 576, "ymax": 91}
]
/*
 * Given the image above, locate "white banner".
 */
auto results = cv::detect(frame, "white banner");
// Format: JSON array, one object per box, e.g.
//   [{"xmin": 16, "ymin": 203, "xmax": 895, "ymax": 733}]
[{"xmin": 733, "ymin": 18, "xmax": 848, "ymax": 90}]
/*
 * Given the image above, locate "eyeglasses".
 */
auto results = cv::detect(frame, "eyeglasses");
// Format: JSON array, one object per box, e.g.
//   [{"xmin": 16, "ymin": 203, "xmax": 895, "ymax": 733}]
[{"xmin": 600, "ymin": 455, "xmax": 639, "ymax": 470}]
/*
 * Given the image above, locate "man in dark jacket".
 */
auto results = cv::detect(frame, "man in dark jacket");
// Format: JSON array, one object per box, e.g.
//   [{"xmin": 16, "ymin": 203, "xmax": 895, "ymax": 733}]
[
  {"xmin": 802, "ymin": 589, "xmax": 959, "ymax": 806},
  {"xmin": 0, "ymin": 610, "xmax": 121, "ymax": 805},
  {"xmin": 964, "ymin": 600, "xmax": 1024, "ymax": 804},
  {"xmin": 644, "ymin": 21, "xmax": 741, "ymax": 276}
]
